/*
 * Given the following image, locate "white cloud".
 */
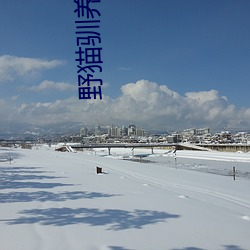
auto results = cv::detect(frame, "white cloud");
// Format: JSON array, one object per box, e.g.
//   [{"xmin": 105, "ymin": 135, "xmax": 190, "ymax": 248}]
[
  {"xmin": 2, "ymin": 79, "xmax": 250, "ymax": 131},
  {"xmin": 185, "ymin": 90, "xmax": 226, "ymax": 105},
  {"xmin": 29, "ymin": 80, "xmax": 75, "ymax": 92},
  {"xmin": 0, "ymin": 55, "xmax": 65, "ymax": 82}
]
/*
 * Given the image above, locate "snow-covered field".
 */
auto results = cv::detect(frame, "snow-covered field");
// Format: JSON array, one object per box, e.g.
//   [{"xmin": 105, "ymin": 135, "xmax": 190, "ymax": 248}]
[{"xmin": 1, "ymin": 145, "xmax": 250, "ymax": 250}]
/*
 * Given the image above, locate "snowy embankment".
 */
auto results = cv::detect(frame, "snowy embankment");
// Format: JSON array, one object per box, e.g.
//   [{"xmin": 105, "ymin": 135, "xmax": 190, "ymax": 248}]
[{"xmin": 0, "ymin": 146, "xmax": 250, "ymax": 250}]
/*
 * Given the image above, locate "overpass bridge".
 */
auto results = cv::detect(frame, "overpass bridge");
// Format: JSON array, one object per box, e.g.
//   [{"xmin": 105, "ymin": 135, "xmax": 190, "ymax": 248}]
[
  {"xmin": 71, "ymin": 142, "xmax": 211, "ymax": 155},
  {"xmin": 2, "ymin": 139, "xmax": 248, "ymax": 153}
]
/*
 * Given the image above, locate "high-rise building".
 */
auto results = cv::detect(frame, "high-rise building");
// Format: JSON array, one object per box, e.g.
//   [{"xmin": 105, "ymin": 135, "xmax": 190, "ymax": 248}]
[
  {"xmin": 128, "ymin": 124, "xmax": 136, "ymax": 136},
  {"xmin": 108, "ymin": 125, "xmax": 120, "ymax": 137},
  {"xmin": 95, "ymin": 125, "xmax": 102, "ymax": 136},
  {"xmin": 121, "ymin": 125, "xmax": 128, "ymax": 136},
  {"xmin": 136, "ymin": 128, "xmax": 145, "ymax": 137},
  {"xmin": 80, "ymin": 127, "xmax": 88, "ymax": 137}
]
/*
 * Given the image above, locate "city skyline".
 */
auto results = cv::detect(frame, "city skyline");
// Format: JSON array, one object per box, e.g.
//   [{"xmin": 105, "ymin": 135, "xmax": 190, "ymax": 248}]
[{"xmin": 1, "ymin": 1, "xmax": 250, "ymax": 131}]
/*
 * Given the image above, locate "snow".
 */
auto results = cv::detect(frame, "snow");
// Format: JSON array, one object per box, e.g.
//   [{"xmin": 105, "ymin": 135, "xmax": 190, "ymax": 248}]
[{"xmin": 1, "ymin": 145, "xmax": 250, "ymax": 250}]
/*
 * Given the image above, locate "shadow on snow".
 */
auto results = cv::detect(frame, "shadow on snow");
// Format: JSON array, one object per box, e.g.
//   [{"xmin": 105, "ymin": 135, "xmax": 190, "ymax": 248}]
[
  {"xmin": 0, "ymin": 181, "xmax": 73, "ymax": 189},
  {"xmin": 172, "ymin": 245, "xmax": 246, "ymax": 250},
  {"xmin": 2, "ymin": 207, "xmax": 180, "ymax": 230},
  {"xmin": 108, "ymin": 247, "xmax": 134, "ymax": 250},
  {"xmin": 0, "ymin": 191, "xmax": 120, "ymax": 203},
  {"xmin": 0, "ymin": 166, "xmax": 72, "ymax": 190},
  {"xmin": 223, "ymin": 245, "xmax": 246, "ymax": 250},
  {"xmin": 0, "ymin": 166, "xmax": 46, "ymax": 174}
]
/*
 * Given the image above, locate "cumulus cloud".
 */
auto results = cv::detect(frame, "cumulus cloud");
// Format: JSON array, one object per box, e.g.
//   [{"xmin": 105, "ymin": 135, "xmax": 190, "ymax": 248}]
[
  {"xmin": 29, "ymin": 80, "xmax": 75, "ymax": 92},
  {"xmin": 0, "ymin": 55, "xmax": 65, "ymax": 82},
  {"xmin": 185, "ymin": 90, "xmax": 228, "ymax": 104},
  {"xmin": 2, "ymin": 79, "xmax": 250, "ymax": 131}
]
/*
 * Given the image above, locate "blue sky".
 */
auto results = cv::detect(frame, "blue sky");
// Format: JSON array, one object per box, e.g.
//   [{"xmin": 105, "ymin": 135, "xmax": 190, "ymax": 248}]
[{"xmin": 1, "ymin": 0, "xmax": 250, "ymax": 131}]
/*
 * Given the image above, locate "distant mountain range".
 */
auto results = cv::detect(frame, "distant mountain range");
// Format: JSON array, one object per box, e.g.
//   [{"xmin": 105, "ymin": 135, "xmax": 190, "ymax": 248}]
[{"xmin": 0, "ymin": 121, "xmax": 86, "ymax": 140}]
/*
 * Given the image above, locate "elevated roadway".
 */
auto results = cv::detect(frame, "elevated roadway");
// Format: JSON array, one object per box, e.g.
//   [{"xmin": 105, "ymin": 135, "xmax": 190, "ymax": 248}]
[{"xmin": 71, "ymin": 142, "xmax": 210, "ymax": 154}]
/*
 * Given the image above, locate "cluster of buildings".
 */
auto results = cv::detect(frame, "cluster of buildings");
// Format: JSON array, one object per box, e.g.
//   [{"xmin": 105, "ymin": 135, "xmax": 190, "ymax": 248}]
[
  {"xmin": 78, "ymin": 124, "xmax": 147, "ymax": 144},
  {"xmin": 66, "ymin": 125, "xmax": 250, "ymax": 145},
  {"xmin": 2, "ymin": 124, "xmax": 250, "ymax": 150},
  {"xmin": 176, "ymin": 128, "xmax": 250, "ymax": 144},
  {"xmin": 80, "ymin": 124, "xmax": 146, "ymax": 139}
]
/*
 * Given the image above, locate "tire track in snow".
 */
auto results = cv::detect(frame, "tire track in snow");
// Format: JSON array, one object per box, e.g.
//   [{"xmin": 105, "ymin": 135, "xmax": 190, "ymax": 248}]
[
  {"xmin": 172, "ymin": 184, "xmax": 250, "ymax": 209},
  {"xmin": 106, "ymin": 165, "xmax": 250, "ymax": 210}
]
